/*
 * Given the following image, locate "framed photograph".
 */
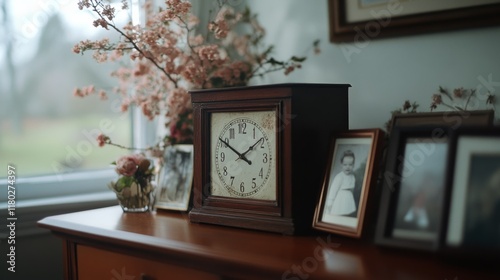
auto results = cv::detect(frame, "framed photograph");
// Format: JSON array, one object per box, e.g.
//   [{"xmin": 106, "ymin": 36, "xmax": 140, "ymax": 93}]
[
  {"xmin": 375, "ymin": 126, "xmax": 450, "ymax": 250},
  {"xmin": 387, "ymin": 110, "xmax": 494, "ymax": 134},
  {"xmin": 313, "ymin": 129, "xmax": 385, "ymax": 238},
  {"xmin": 328, "ymin": 0, "xmax": 500, "ymax": 42},
  {"xmin": 154, "ymin": 144, "xmax": 194, "ymax": 211},
  {"xmin": 442, "ymin": 129, "xmax": 500, "ymax": 258}
]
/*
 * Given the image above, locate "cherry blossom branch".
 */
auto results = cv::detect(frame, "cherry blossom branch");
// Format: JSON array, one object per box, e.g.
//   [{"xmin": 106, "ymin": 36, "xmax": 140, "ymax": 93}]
[
  {"xmin": 88, "ymin": 0, "xmax": 179, "ymax": 87},
  {"xmin": 97, "ymin": 133, "xmax": 153, "ymax": 151}
]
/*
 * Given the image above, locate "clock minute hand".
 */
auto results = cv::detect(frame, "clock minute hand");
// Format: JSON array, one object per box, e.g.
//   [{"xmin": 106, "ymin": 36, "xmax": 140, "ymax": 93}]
[{"xmin": 219, "ymin": 138, "xmax": 252, "ymax": 165}]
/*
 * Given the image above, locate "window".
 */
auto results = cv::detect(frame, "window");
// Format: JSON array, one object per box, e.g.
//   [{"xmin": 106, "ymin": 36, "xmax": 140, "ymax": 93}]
[{"xmin": 0, "ymin": 0, "xmax": 133, "ymax": 180}]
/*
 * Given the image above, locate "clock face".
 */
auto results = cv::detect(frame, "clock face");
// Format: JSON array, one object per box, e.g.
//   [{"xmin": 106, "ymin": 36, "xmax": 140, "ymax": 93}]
[{"xmin": 210, "ymin": 110, "xmax": 277, "ymax": 201}]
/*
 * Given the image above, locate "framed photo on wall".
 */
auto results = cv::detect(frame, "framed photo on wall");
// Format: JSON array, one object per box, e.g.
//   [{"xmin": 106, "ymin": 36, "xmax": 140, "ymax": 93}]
[
  {"xmin": 328, "ymin": 0, "xmax": 500, "ymax": 42},
  {"xmin": 376, "ymin": 126, "xmax": 450, "ymax": 250},
  {"xmin": 443, "ymin": 129, "xmax": 500, "ymax": 258},
  {"xmin": 313, "ymin": 129, "xmax": 385, "ymax": 238},
  {"xmin": 154, "ymin": 144, "xmax": 194, "ymax": 212}
]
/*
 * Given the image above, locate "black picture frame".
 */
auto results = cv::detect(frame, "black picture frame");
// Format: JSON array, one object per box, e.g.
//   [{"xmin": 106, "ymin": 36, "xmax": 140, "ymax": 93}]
[
  {"xmin": 387, "ymin": 110, "xmax": 494, "ymax": 135},
  {"xmin": 441, "ymin": 128, "xmax": 500, "ymax": 260},
  {"xmin": 376, "ymin": 126, "xmax": 451, "ymax": 251}
]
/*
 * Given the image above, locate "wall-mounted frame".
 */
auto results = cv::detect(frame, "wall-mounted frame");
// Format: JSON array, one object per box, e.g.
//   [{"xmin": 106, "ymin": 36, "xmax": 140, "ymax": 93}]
[
  {"xmin": 329, "ymin": 0, "xmax": 500, "ymax": 42},
  {"xmin": 376, "ymin": 126, "xmax": 450, "ymax": 250},
  {"xmin": 313, "ymin": 129, "xmax": 385, "ymax": 238},
  {"xmin": 442, "ymin": 129, "xmax": 500, "ymax": 259},
  {"xmin": 154, "ymin": 144, "xmax": 194, "ymax": 212}
]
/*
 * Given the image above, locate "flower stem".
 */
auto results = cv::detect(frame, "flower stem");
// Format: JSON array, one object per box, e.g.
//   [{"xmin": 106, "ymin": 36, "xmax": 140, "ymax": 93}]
[{"xmin": 107, "ymin": 141, "xmax": 152, "ymax": 152}]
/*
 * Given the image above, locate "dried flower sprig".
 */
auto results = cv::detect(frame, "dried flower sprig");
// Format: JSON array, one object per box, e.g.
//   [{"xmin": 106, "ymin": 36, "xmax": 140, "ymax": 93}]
[
  {"xmin": 385, "ymin": 85, "xmax": 498, "ymax": 133},
  {"xmin": 430, "ymin": 86, "xmax": 495, "ymax": 112},
  {"xmin": 384, "ymin": 100, "xmax": 420, "ymax": 132}
]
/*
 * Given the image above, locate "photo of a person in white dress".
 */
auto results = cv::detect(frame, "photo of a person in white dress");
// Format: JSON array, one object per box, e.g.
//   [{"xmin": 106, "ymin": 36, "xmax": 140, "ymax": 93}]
[
  {"xmin": 319, "ymin": 137, "xmax": 372, "ymax": 230},
  {"xmin": 325, "ymin": 150, "xmax": 357, "ymax": 217}
]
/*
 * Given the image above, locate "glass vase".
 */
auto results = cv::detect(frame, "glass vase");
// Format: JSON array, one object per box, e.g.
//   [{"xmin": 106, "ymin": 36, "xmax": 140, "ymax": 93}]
[{"xmin": 110, "ymin": 180, "xmax": 155, "ymax": 213}]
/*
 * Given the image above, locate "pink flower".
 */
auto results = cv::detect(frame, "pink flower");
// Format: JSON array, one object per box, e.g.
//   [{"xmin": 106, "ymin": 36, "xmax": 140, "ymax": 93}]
[
  {"xmin": 93, "ymin": 18, "xmax": 108, "ymax": 29},
  {"xmin": 98, "ymin": 90, "xmax": 108, "ymax": 100},
  {"xmin": 96, "ymin": 133, "xmax": 110, "ymax": 147},
  {"xmin": 73, "ymin": 88, "xmax": 84, "ymax": 97},
  {"xmin": 77, "ymin": 0, "xmax": 90, "ymax": 10},
  {"xmin": 130, "ymin": 153, "xmax": 147, "ymax": 165},
  {"xmin": 114, "ymin": 154, "xmax": 148, "ymax": 177},
  {"xmin": 453, "ymin": 87, "xmax": 464, "ymax": 98},
  {"xmin": 72, "ymin": 45, "xmax": 81, "ymax": 54},
  {"xmin": 73, "ymin": 85, "xmax": 95, "ymax": 97},
  {"xmin": 284, "ymin": 66, "xmax": 295, "ymax": 75},
  {"xmin": 102, "ymin": 5, "xmax": 115, "ymax": 21},
  {"xmin": 115, "ymin": 155, "xmax": 138, "ymax": 177},
  {"xmin": 432, "ymin": 94, "xmax": 442, "ymax": 105}
]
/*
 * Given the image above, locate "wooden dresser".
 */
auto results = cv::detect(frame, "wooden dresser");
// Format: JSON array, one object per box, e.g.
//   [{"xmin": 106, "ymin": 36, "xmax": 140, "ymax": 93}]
[{"xmin": 38, "ymin": 206, "xmax": 497, "ymax": 280}]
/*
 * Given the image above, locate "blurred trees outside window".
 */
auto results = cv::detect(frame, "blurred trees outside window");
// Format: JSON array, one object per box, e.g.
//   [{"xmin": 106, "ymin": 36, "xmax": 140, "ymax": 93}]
[{"xmin": 0, "ymin": 0, "xmax": 132, "ymax": 178}]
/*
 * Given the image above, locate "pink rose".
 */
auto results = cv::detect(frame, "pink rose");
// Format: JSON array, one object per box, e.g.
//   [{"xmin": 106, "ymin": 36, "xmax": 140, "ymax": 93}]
[
  {"xmin": 115, "ymin": 155, "xmax": 138, "ymax": 176},
  {"xmin": 130, "ymin": 153, "xmax": 147, "ymax": 165}
]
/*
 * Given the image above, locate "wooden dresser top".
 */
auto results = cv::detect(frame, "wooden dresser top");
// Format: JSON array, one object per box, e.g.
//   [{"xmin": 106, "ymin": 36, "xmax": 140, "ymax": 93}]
[{"xmin": 38, "ymin": 206, "xmax": 498, "ymax": 280}]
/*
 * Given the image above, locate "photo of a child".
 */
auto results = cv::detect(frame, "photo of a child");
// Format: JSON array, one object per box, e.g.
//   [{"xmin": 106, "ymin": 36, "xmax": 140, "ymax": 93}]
[
  {"xmin": 321, "ymin": 140, "xmax": 371, "ymax": 228},
  {"xmin": 325, "ymin": 150, "xmax": 357, "ymax": 217}
]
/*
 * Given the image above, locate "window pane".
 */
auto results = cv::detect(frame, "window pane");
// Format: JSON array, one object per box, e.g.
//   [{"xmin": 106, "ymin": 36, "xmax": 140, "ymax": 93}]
[{"xmin": 0, "ymin": 0, "xmax": 132, "ymax": 178}]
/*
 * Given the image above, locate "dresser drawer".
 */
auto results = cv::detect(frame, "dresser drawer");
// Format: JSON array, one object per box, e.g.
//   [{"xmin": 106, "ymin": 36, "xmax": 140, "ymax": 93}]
[{"xmin": 76, "ymin": 245, "xmax": 220, "ymax": 280}]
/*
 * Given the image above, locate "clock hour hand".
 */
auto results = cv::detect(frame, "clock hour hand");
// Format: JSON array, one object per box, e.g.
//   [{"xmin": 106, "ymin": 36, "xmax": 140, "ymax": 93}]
[
  {"xmin": 219, "ymin": 138, "xmax": 252, "ymax": 165},
  {"xmin": 239, "ymin": 137, "xmax": 263, "ymax": 159}
]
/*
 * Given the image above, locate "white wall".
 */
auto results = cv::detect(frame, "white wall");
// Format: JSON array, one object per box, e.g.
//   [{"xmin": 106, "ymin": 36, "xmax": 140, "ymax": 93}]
[{"xmin": 245, "ymin": 0, "xmax": 500, "ymax": 129}]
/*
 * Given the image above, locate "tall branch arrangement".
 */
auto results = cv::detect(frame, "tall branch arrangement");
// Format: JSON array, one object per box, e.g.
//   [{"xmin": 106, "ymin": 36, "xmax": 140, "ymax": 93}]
[{"xmin": 73, "ymin": 0, "xmax": 320, "ymax": 146}]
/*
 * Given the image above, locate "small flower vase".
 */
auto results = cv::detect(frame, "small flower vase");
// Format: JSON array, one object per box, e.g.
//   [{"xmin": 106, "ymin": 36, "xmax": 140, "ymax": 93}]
[{"xmin": 109, "ymin": 179, "xmax": 155, "ymax": 212}]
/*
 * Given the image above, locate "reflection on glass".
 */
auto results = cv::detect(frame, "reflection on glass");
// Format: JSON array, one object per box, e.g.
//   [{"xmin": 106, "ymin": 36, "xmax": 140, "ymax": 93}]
[{"xmin": 392, "ymin": 137, "xmax": 447, "ymax": 241}]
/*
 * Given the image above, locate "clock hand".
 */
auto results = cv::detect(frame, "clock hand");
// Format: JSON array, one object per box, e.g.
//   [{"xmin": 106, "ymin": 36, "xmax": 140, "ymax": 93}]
[
  {"xmin": 239, "ymin": 137, "xmax": 263, "ymax": 159},
  {"xmin": 219, "ymin": 138, "xmax": 252, "ymax": 165}
]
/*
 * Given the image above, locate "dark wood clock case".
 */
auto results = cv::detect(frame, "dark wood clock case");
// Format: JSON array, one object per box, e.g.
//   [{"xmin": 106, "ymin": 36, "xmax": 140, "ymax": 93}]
[{"xmin": 189, "ymin": 83, "xmax": 350, "ymax": 235}]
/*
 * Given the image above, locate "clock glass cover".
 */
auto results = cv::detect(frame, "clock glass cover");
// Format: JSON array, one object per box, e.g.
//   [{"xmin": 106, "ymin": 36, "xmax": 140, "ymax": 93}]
[{"xmin": 210, "ymin": 110, "xmax": 277, "ymax": 201}]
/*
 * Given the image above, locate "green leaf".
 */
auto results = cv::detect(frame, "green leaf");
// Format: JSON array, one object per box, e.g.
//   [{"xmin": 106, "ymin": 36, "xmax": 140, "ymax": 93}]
[
  {"xmin": 267, "ymin": 58, "xmax": 283, "ymax": 66},
  {"xmin": 291, "ymin": 56, "xmax": 306, "ymax": 63},
  {"xmin": 116, "ymin": 176, "xmax": 134, "ymax": 192}
]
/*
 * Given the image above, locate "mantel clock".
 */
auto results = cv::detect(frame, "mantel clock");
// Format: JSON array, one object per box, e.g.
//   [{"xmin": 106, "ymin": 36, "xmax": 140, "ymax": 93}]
[{"xmin": 188, "ymin": 83, "xmax": 350, "ymax": 235}]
